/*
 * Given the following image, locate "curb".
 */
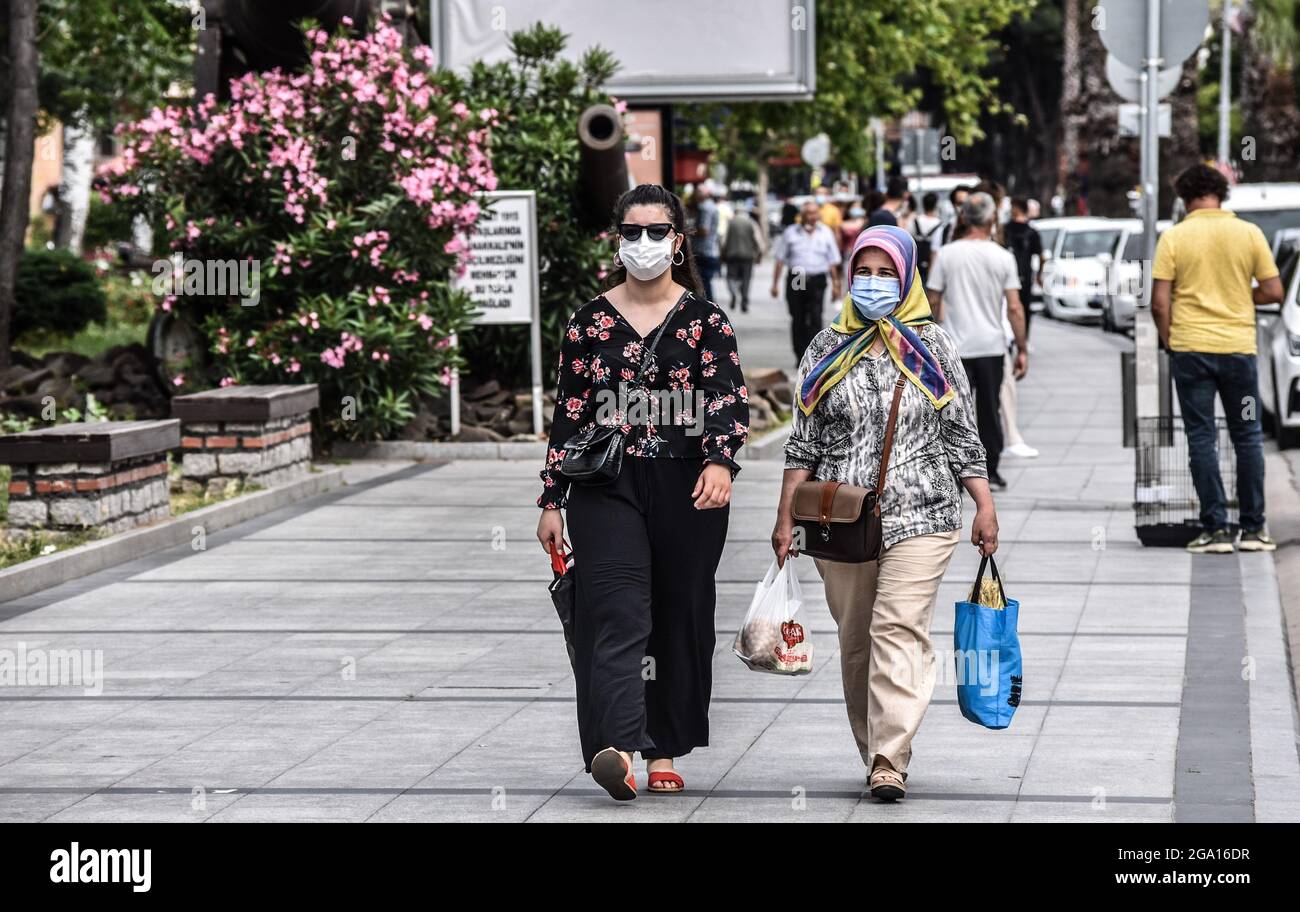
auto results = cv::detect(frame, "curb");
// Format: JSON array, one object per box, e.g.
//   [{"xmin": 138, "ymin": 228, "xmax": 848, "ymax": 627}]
[
  {"xmin": 745, "ymin": 421, "xmax": 792, "ymax": 461},
  {"xmin": 1264, "ymin": 449, "xmax": 1300, "ymax": 749},
  {"xmin": 332, "ymin": 425, "xmax": 792, "ymax": 464},
  {"xmin": 0, "ymin": 466, "xmax": 345, "ymax": 604},
  {"xmin": 1240, "ymin": 544, "xmax": 1300, "ymax": 821},
  {"xmin": 332, "ymin": 440, "xmax": 545, "ymax": 461}
]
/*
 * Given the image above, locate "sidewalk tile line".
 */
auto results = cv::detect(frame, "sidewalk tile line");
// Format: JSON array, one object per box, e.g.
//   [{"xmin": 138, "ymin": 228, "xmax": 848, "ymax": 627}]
[{"xmin": 0, "ymin": 785, "xmax": 1173, "ymax": 805}]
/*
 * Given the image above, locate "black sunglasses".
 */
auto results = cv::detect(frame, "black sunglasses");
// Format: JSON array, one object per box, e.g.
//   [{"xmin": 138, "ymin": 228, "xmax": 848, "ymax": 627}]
[{"xmin": 618, "ymin": 223, "xmax": 675, "ymax": 242}]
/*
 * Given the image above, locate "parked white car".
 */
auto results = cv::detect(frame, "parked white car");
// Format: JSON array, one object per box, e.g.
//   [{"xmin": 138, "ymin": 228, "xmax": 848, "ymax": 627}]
[
  {"xmin": 1223, "ymin": 183, "xmax": 1300, "ymax": 252},
  {"xmin": 1101, "ymin": 219, "xmax": 1172, "ymax": 334},
  {"xmin": 1026, "ymin": 217, "xmax": 1071, "ymax": 312},
  {"xmin": 1041, "ymin": 217, "xmax": 1140, "ymax": 323},
  {"xmin": 1257, "ymin": 229, "xmax": 1300, "ymax": 448}
]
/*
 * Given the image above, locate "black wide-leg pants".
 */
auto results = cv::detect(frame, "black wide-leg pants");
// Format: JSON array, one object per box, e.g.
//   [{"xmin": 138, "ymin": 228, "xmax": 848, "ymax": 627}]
[{"xmin": 564, "ymin": 456, "xmax": 729, "ymax": 771}]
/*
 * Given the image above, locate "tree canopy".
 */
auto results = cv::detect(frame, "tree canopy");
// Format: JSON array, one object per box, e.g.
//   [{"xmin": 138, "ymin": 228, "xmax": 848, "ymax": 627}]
[{"xmin": 686, "ymin": 0, "xmax": 1035, "ymax": 176}]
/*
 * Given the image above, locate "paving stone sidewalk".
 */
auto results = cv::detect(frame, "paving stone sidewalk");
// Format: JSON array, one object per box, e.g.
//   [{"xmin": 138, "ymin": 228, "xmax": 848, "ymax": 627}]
[{"xmin": 1, "ymin": 286, "xmax": 1297, "ymax": 822}]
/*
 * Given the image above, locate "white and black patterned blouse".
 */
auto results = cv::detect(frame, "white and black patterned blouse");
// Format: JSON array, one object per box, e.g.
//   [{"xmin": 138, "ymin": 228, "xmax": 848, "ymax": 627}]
[{"xmin": 784, "ymin": 322, "xmax": 987, "ymax": 549}]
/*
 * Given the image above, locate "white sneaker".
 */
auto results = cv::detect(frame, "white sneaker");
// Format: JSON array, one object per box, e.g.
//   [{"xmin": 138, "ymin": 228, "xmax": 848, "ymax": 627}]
[{"xmin": 1002, "ymin": 443, "xmax": 1039, "ymax": 459}]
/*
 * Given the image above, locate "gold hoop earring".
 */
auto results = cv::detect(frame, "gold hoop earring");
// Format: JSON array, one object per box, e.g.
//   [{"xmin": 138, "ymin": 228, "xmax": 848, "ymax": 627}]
[
  {"xmin": 672, "ymin": 249, "xmax": 685, "ymax": 266},
  {"xmin": 613, "ymin": 253, "xmax": 623, "ymax": 268}
]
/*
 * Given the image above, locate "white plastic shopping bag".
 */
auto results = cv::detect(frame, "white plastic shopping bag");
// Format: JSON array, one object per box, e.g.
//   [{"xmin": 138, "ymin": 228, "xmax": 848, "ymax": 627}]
[{"xmin": 732, "ymin": 559, "xmax": 814, "ymax": 675}]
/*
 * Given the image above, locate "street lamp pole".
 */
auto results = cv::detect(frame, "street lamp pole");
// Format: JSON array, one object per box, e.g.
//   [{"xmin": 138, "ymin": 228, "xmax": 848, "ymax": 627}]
[
  {"xmin": 1218, "ymin": 0, "xmax": 1232, "ymax": 167},
  {"xmin": 1134, "ymin": 0, "xmax": 1163, "ymax": 423}
]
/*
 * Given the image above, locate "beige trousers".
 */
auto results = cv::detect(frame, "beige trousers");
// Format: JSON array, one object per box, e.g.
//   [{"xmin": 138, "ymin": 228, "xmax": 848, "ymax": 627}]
[{"xmin": 815, "ymin": 528, "xmax": 960, "ymax": 774}]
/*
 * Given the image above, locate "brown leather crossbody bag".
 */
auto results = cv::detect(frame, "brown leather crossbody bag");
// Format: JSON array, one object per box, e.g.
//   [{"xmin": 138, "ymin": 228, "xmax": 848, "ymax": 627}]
[{"xmin": 791, "ymin": 374, "xmax": 906, "ymax": 563}]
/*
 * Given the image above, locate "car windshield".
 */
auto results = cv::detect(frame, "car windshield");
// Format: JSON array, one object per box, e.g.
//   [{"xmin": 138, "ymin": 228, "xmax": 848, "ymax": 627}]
[
  {"xmin": 1038, "ymin": 229, "xmax": 1059, "ymax": 256},
  {"xmin": 1277, "ymin": 241, "xmax": 1300, "ymax": 296},
  {"xmin": 1121, "ymin": 233, "xmax": 1145, "ymax": 261},
  {"xmin": 1232, "ymin": 208, "xmax": 1300, "ymax": 248},
  {"xmin": 1061, "ymin": 229, "xmax": 1121, "ymax": 259}
]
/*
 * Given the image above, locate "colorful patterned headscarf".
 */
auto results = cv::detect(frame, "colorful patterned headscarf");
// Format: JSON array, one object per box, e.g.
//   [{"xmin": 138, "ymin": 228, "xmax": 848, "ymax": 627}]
[{"xmin": 798, "ymin": 225, "xmax": 953, "ymax": 415}]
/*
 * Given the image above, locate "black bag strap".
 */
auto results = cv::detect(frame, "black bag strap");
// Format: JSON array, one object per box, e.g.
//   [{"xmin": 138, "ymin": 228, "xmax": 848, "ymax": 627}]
[
  {"xmin": 629, "ymin": 291, "xmax": 682, "ymax": 387},
  {"xmin": 969, "ymin": 553, "xmax": 1008, "ymax": 605}
]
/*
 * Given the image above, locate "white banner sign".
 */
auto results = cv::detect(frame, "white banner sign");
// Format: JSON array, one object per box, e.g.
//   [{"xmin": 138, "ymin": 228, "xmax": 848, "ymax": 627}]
[{"xmin": 457, "ymin": 190, "xmax": 538, "ymax": 326}]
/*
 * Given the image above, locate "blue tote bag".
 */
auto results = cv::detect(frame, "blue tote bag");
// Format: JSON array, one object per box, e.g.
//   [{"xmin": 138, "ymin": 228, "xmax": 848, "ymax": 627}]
[{"xmin": 953, "ymin": 555, "xmax": 1023, "ymax": 729}]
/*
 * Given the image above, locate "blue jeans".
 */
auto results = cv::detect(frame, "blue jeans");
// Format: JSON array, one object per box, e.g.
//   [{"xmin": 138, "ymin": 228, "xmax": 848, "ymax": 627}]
[{"xmin": 1169, "ymin": 351, "xmax": 1266, "ymax": 531}]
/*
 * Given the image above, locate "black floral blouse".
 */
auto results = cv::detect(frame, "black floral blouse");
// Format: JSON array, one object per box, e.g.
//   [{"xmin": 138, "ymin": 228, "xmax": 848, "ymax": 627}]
[{"xmin": 538, "ymin": 290, "xmax": 750, "ymax": 509}]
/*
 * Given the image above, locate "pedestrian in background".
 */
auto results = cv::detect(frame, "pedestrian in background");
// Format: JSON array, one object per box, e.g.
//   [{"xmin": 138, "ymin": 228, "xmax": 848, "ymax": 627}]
[
  {"xmin": 537, "ymin": 184, "xmax": 750, "ymax": 800},
  {"xmin": 722, "ymin": 205, "xmax": 762, "ymax": 313},
  {"xmin": 973, "ymin": 179, "xmax": 1007, "ymax": 245},
  {"xmin": 781, "ymin": 197, "xmax": 799, "ymax": 229},
  {"xmin": 997, "ymin": 196, "xmax": 1041, "ymax": 460},
  {"xmin": 998, "ymin": 307, "xmax": 1038, "ymax": 459},
  {"xmin": 937, "ymin": 184, "xmax": 973, "ymax": 249},
  {"xmin": 690, "ymin": 184, "xmax": 721, "ymax": 301},
  {"xmin": 868, "ymin": 176, "xmax": 908, "ymax": 227},
  {"xmin": 912, "ymin": 191, "xmax": 943, "ymax": 286},
  {"xmin": 926, "ymin": 191, "xmax": 1028, "ymax": 490},
  {"xmin": 1002, "ymin": 197, "xmax": 1043, "ymax": 338},
  {"xmin": 772, "ymin": 199, "xmax": 843, "ymax": 361},
  {"xmin": 815, "ymin": 184, "xmax": 843, "ymax": 245},
  {"xmin": 773, "ymin": 225, "xmax": 1000, "ymax": 801},
  {"xmin": 1151, "ymin": 163, "xmax": 1284, "ymax": 554},
  {"xmin": 839, "ymin": 199, "xmax": 867, "ymax": 257}
]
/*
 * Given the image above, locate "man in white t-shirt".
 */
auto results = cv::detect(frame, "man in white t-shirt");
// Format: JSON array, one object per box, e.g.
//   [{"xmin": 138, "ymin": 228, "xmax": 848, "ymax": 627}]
[{"xmin": 926, "ymin": 191, "xmax": 1028, "ymax": 488}]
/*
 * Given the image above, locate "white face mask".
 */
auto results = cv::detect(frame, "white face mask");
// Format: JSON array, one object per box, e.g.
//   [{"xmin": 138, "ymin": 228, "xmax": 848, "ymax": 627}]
[{"xmin": 620, "ymin": 235, "xmax": 675, "ymax": 281}]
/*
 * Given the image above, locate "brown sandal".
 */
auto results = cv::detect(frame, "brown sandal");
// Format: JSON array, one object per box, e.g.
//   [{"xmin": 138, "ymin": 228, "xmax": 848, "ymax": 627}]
[{"xmin": 869, "ymin": 765, "xmax": 906, "ymax": 802}]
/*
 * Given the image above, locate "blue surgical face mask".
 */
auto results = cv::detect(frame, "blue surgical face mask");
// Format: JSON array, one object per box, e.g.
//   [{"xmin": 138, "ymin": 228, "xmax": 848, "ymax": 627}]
[{"xmin": 850, "ymin": 274, "xmax": 901, "ymax": 321}]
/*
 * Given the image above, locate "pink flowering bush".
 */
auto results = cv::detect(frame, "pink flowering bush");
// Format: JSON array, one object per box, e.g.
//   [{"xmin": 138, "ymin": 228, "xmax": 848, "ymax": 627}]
[{"xmin": 99, "ymin": 18, "xmax": 497, "ymax": 441}]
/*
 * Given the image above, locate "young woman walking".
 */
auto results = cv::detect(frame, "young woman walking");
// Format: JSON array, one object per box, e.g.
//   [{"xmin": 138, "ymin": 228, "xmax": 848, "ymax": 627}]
[{"xmin": 536, "ymin": 184, "xmax": 750, "ymax": 800}]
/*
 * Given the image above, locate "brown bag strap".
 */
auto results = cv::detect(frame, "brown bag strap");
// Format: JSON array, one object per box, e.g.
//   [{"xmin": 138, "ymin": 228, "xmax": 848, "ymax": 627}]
[
  {"xmin": 818, "ymin": 480, "xmax": 843, "ymax": 525},
  {"xmin": 876, "ymin": 375, "xmax": 907, "ymax": 495}
]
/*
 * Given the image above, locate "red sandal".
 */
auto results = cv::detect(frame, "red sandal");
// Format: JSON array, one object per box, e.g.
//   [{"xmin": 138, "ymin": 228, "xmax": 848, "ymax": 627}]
[
  {"xmin": 646, "ymin": 770, "xmax": 685, "ymax": 794},
  {"xmin": 591, "ymin": 748, "xmax": 637, "ymax": 801}
]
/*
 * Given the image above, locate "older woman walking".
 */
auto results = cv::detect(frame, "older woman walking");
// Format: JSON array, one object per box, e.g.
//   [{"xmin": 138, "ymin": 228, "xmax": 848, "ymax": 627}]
[{"xmin": 771, "ymin": 225, "xmax": 1002, "ymax": 801}]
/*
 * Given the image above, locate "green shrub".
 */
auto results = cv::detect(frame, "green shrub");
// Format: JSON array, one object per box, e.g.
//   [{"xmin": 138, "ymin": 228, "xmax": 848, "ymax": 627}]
[
  {"xmin": 99, "ymin": 17, "xmax": 497, "ymax": 442},
  {"xmin": 82, "ymin": 195, "xmax": 139, "ymax": 250},
  {"xmin": 13, "ymin": 249, "xmax": 108, "ymax": 341},
  {"xmin": 448, "ymin": 24, "xmax": 619, "ymax": 387}
]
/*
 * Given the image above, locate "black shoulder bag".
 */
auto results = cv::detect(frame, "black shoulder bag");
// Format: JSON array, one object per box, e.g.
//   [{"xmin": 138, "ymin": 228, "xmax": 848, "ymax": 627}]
[{"xmin": 559, "ymin": 309, "xmax": 673, "ymax": 486}]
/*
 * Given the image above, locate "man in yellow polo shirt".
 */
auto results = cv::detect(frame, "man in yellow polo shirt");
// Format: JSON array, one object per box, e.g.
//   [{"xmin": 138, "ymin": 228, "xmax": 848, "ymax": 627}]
[{"xmin": 1152, "ymin": 163, "xmax": 1285, "ymax": 554}]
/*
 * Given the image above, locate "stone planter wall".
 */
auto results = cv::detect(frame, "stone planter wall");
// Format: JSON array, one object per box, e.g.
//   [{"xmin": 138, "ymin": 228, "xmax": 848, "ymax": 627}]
[
  {"xmin": 172, "ymin": 384, "xmax": 319, "ymax": 495},
  {"xmin": 6, "ymin": 456, "xmax": 170, "ymax": 535},
  {"xmin": 180, "ymin": 416, "xmax": 313, "ymax": 494},
  {"xmin": 0, "ymin": 419, "xmax": 180, "ymax": 538}
]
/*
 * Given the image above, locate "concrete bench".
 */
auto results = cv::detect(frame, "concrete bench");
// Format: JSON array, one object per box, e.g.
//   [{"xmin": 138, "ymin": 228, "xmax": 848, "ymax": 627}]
[
  {"xmin": 172, "ymin": 384, "xmax": 318, "ymax": 494},
  {"xmin": 1, "ymin": 419, "xmax": 179, "ymax": 535}
]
